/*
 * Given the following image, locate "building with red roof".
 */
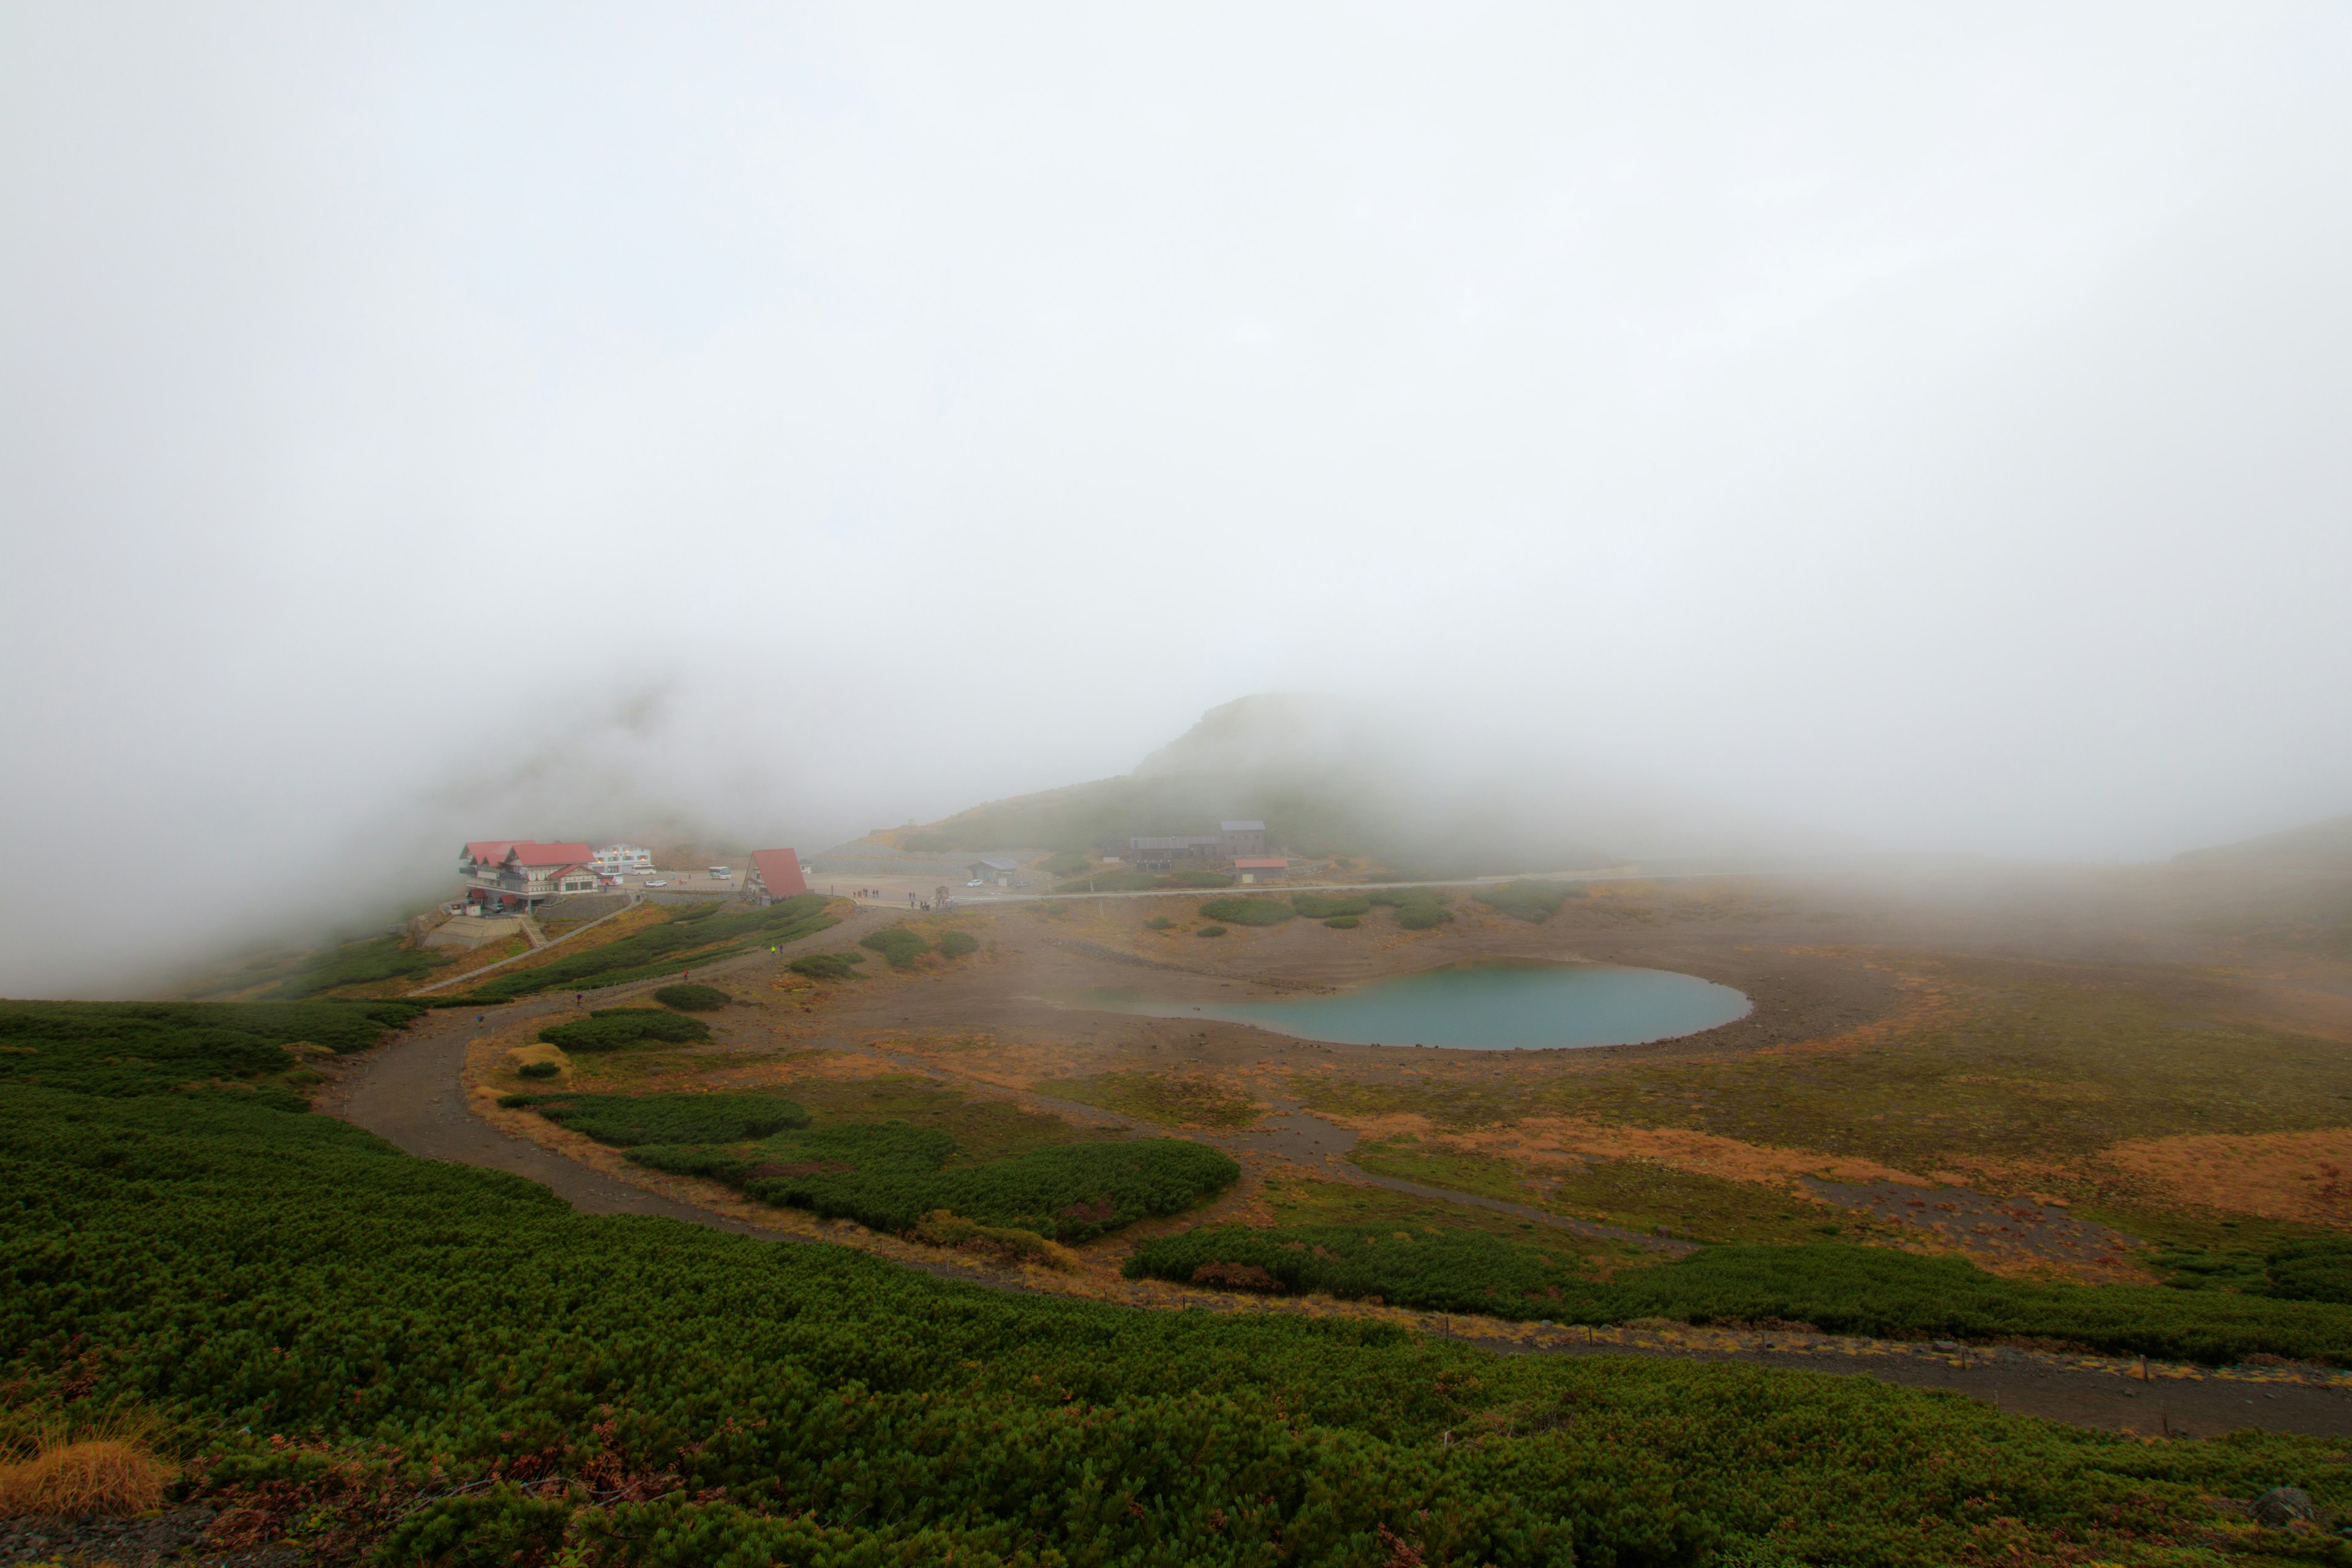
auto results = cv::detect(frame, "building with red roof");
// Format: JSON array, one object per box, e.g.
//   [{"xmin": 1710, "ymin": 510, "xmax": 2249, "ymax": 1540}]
[
  {"xmin": 748, "ymin": 848, "xmax": 808, "ymax": 903},
  {"xmin": 458, "ymin": 840, "xmax": 602, "ymax": 907}
]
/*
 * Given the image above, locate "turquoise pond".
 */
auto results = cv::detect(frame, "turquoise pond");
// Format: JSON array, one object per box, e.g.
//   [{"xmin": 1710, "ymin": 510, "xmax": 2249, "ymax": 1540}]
[{"xmin": 1066, "ymin": 959, "xmax": 1751, "ymax": 1051}]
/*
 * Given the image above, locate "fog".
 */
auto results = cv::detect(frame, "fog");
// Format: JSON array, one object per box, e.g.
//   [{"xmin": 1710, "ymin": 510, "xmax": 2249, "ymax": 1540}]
[{"xmin": 3, "ymin": 4, "xmax": 2349, "ymax": 995}]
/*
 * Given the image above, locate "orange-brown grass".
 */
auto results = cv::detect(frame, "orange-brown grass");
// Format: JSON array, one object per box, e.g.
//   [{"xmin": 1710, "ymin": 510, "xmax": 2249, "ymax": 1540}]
[
  {"xmin": 0, "ymin": 1409, "xmax": 175, "ymax": 1518},
  {"xmin": 2101, "ymin": 1126, "xmax": 2352, "ymax": 1224},
  {"xmin": 1453, "ymin": 1116, "xmax": 1934, "ymax": 1191}
]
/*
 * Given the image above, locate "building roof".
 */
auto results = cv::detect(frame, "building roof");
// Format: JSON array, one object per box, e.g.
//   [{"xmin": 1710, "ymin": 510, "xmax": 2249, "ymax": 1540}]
[
  {"xmin": 750, "ymin": 848, "xmax": 807, "ymax": 897},
  {"xmin": 1220, "ymin": 820, "xmax": 1267, "ymax": 833},
  {"xmin": 974, "ymin": 856, "xmax": 1022, "ymax": 871},
  {"xmin": 1232, "ymin": 857, "xmax": 1289, "ymax": 869},
  {"xmin": 462, "ymin": 840, "xmax": 522, "ymax": 865},
  {"xmin": 507, "ymin": 842, "xmax": 595, "ymax": 869},
  {"xmin": 1130, "ymin": 835, "xmax": 1221, "ymax": 849}
]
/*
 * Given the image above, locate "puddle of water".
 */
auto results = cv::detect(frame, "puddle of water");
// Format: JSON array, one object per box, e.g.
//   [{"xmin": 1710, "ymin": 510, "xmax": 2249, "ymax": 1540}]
[{"xmin": 1061, "ymin": 959, "xmax": 1749, "ymax": 1050}]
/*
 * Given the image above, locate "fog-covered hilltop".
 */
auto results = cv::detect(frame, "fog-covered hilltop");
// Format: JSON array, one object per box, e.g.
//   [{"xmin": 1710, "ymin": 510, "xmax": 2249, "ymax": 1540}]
[{"xmin": 853, "ymin": 693, "xmax": 1838, "ymax": 876}]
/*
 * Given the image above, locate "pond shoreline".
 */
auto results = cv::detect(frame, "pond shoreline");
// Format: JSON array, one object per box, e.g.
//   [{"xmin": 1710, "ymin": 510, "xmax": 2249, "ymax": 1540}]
[{"xmin": 1056, "ymin": 957, "xmax": 1754, "ymax": 1051}]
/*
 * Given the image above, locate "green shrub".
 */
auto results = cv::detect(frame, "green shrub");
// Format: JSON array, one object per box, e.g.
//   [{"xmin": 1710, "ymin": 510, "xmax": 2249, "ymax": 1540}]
[
  {"xmin": 1124, "ymin": 1227, "xmax": 2352, "ymax": 1363},
  {"xmin": 653, "ymin": 983, "xmax": 730, "ymax": 1011},
  {"xmin": 516, "ymin": 1060, "xmax": 560, "ymax": 1080},
  {"xmin": 631, "ymin": 1125, "xmax": 1236, "ymax": 1242},
  {"xmin": 1057, "ymin": 871, "xmax": 1158, "ymax": 892},
  {"xmin": 1324, "ymin": 916, "xmax": 1361, "ymax": 930},
  {"xmin": 266, "ymin": 935, "xmax": 453, "ymax": 998},
  {"xmin": 0, "ymin": 998, "xmax": 421, "ymax": 1106},
  {"xmin": 937, "ymin": 930, "xmax": 979, "ymax": 959},
  {"xmin": 1197, "ymin": 897, "xmax": 1294, "ymax": 927},
  {"xmin": 1142, "ymin": 916, "xmax": 1175, "ymax": 931},
  {"xmin": 1196, "ymin": 925, "xmax": 1227, "ymax": 938},
  {"xmin": 12, "ymin": 1032, "xmax": 2352, "ymax": 1568},
  {"xmin": 1371, "ymin": 889, "xmax": 1455, "ymax": 930},
  {"xmin": 1472, "ymin": 881, "xmax": 1585, "ymax": 924},
  {"xmin": 908, "ymin": 1210, "xmax": 1072, "ymax": 1268},
  {"xmin": 2268, "ymin": 1238, "xmax": 2352, "ymax": 1303},
  {"xmin": 462, "ymin": 895, "xmax": 837, "ymax": 1001},
  {"xmin": 537, "ymin": 1009, "xmax": 710, "ymax": 1053},
  {"xmin": 1126, "ymin": 1223, "xmax": 1580, "ymax": 1311},
  {"xmin": 1291, "ymin": 894, "xmax": 1372, "ymax": 919},
  {"xmin": 1160, "ymin": 870, "xmax": 1235, "ymax": 888},
  {"xmin": 860, "ymin": 927, "xmax": 933, "ymax": 968},
  {"xmin": 788, "ymin": 952, "xmax": 864, "ymax": 979},
  {"xmin": 1038, "ymin": 853, "xmax": 1091, "ymax": 877},
  {"xmin": 521, "ymin": 1092, "xmax": 807, "ymax": 1147}
]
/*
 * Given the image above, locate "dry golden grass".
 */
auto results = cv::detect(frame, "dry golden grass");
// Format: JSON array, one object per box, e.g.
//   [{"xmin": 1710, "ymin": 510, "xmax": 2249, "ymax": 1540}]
[
  {"xmin": 0, "ymin": 1408, "xmax": 175, "ymax": 1518},
  {"xmin": 2101, "ymin": 1126, "xmax": 2352, "ymax": 1223}
]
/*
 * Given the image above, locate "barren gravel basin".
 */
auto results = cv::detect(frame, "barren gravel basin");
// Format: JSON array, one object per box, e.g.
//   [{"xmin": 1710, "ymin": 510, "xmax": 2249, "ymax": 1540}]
[{"xmin": 1071, "ymin": 958, "xmax": 1751, "ymax": 1050}]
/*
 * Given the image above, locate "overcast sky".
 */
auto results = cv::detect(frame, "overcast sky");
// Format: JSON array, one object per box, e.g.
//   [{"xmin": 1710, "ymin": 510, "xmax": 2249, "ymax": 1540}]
[{"xmin": 4, "ymin": 4, "xmax": 2349, "ymax": 993}]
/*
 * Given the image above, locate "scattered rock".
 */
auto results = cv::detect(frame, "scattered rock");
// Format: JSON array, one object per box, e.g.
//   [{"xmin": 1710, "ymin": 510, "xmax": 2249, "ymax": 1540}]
[
  {"xmin": 0, "ymin": 1502, "xmax": 298, "ymax": 1567},
  {"xmin": 2254, "ymin": 1487, "xmax": 2319, "ymax": 1528}
]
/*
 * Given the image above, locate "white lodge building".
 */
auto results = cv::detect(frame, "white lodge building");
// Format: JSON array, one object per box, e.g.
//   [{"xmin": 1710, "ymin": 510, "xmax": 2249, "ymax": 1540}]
[
  {"xmin": 592, "ymin": 843, "xmax": 654, "ymax": 875},
  {"xmin": 458, "ymin": 840, "xmax": 601, "ymax": 907}
]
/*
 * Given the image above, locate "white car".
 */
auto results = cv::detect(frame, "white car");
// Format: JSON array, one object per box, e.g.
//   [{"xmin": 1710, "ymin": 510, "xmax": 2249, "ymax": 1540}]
[
  {"xmin": 966, "ymin": 878, "xmax": 985, "ymax": 887},
  {"xmin": 644, "ymin": 878, "xmax": 668, "ymax": 888}
]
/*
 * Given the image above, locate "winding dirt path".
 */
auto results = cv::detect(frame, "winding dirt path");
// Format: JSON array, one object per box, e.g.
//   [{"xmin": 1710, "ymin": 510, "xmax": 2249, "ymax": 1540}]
[{"xmin": 324, "ymin": 928, "xmax": 2352, "ymax": 1443}]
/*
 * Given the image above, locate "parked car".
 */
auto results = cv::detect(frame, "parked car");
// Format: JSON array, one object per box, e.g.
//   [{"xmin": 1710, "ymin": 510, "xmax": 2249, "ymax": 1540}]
[
  {"xmin": 966, "ymin": 878, "xmax": 985, "ymax": 887},
  {"xmin": 645, "ymin": 878, "xmax": 668, "ymax": 888}
]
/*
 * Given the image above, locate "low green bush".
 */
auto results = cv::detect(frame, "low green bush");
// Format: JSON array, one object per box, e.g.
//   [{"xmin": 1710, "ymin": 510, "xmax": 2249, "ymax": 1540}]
[
  {"xmin": 1057, "ymin": 871, "xmax": 1158, "ymax": 892},
  {"xmin": 1473, "ymin": 881, "xmax": 1585, "ymax": 924},
  {"xmin": 1142, "ymin": 916, "xmax": 1175, "ymax": 931},
  {"xmin": 937, "ymin": 930, "xmax": 979, "ymax": 959},
  {"xmin": 1160, "ymin": 870, "xmax": 1235, "ymax": 888},
  {"xmin": 1291, "ymin": 894, "xmax": 1372, "ymax": 919},
  {"xmin": 1197, "ymin": 897, "xmax": 1294, "ymax": 927},
  {"xmin": 788, "ymin": 952, "xmax": 864, "ymax": 979},
  {"xmin": 537, "ymin": 1009, "xmax": 710, "ymax": 1053},
  {"xmin": 1370, "ymin": 889, "xmax": 1456, "ymax": 930},
  {"xmin": 631, "ymin": 1126, "xmax": 1237, "ymax": 1242},
  {"xmin": 1324, "ymin": 916, "xmax": 1361, "ymax": 930},
  {"xmin": 12, "ymin": 1015, "xmax": 2352, "ymax": 1568},
  {"xmin": 466, "ymin": 895, "xmax": 837, "ymax": 1001},
  {"xmin": 1196, "ymin": 925, "xmax": 1227, "ymax": 938},
  {"xmin": 861, "ymin": 927, "xmax": 933, "ymax": 968},
  {"xmin": 266, "ymin": 935, "xmax": 453, "ymax": 998},
  {"xmin": 517, "ymin": 1092, "xmax": 808, "ymax": 1147},
  {"xmin": 1127, "ymin": 1222, "xmax": 1578, "ymax": 1311},
  {"xmin": 0, "ymin": 998, "xmax": 422, "ymax": 1106},
  {"xmin": 2269, "ymin": 1238, "xmax": 2352, "ymax": 1304},
  {"xmin": 516, "ymin": 1060, "xmax": 560, "ymax": 1080},
  {"xmin": 652, "ymin": 983, "xmax": 730, "ymax": 1011},
  {"xmin": 908, "ymin": 1210, "xmax": 1072, "ymax": 1267},
  {"xmin": 1125, "ymin": 1226, "xmax": 2352, "ymax": 1363}
]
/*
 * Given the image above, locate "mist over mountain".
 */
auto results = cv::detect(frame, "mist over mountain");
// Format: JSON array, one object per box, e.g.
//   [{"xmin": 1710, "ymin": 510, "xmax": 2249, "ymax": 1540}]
[
  {"xmin": 2175, "ymin": 813, "xmax": 2352, "ymax": 874},
  {"xmin": 884, "ymin": 693, "xmax": 1847, "ymax": 875}
]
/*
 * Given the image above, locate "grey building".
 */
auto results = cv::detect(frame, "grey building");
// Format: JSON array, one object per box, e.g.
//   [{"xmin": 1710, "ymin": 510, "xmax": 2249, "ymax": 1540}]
[{"xmin": 1219, "ymin": 820, "xmax": 1269, "ymax": 858}]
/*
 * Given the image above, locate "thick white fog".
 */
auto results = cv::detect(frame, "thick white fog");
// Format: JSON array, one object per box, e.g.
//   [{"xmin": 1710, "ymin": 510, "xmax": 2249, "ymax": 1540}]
[{"xmin": 3, "ymin": 4, "xmax": 2349, "ymax": 993}]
